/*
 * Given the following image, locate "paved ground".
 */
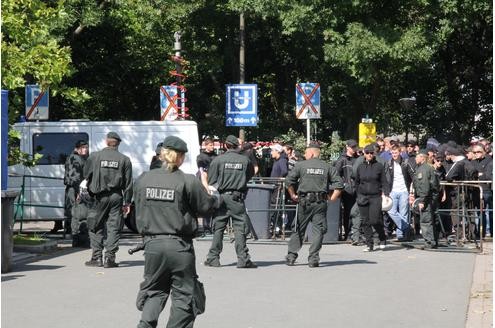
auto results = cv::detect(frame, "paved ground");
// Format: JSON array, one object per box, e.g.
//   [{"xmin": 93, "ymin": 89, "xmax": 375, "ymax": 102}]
[
  {"xmin": 466, "ymin": 242, "xmax": 493, "ymax": 328},
  {"xmin": 2, "ymin": 227, "xmax": 490, "ymax": 328}
]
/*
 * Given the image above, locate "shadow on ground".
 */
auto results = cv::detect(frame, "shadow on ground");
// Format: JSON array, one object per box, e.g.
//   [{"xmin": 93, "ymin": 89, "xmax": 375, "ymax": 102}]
[
  {"xmin": 219, "ymin": 259, "xmax": 378, "ymax": 268},
  {"xmin": 1, "ymin": 274, "xmax": 25, "ymax": 282}
]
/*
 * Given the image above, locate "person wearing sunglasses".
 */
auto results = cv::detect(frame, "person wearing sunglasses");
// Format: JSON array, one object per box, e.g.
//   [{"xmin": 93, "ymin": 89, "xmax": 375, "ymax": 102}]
[{"xmin": 355, "ymin": 144, "xmax": 390, "ymax": 251}]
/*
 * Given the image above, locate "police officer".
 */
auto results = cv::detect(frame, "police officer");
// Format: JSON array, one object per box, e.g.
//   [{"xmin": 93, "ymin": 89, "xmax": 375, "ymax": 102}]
[
  {"xmin": 83, "ymin": 132, "xmax": 133, "ymax": 267},
  {"xmin": 134, "ymin": 136, "xmax": 217, "ymax": 328},
  {"xmin": 204, "ymin": 135, "xmax": 257, "ymax": 268},
  {"xmin": 285, "ymin": 142, "xmax": 343, "ymax": 267},
  {"xmin": 410, "ymin": 149, "xmax": 440, "ymax": 249},
  {"xmin": 64, "ymin": 140, "xmax": 89, "ymax": 247}
]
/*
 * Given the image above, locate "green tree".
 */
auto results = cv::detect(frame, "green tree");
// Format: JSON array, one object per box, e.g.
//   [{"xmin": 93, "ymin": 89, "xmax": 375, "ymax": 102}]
[
  {"xmin": 4, "ymin": 0, "xmax": 490, "ymax": 145},
  {"xmin": 1, "ymin": 0, "xmax": 89, "ymax": 121}
]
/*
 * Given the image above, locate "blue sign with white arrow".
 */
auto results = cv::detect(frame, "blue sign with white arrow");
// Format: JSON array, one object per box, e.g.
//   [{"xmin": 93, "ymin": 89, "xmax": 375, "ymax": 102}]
[{"xmin": 226, "ymin": 84, "xmax": 258, "ymax": 127}]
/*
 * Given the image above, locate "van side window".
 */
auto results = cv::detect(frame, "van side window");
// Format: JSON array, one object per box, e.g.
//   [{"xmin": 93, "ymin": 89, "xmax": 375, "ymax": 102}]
[{"xmin": 33, "ymin": 133, "xmax": 89, "ymax": 165}]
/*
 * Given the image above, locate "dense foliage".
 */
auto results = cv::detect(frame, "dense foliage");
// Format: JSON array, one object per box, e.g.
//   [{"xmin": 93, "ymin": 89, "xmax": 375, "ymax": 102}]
[{"xmin": 2, "ymin": 0, "xmax": 492, "ymax": 144}]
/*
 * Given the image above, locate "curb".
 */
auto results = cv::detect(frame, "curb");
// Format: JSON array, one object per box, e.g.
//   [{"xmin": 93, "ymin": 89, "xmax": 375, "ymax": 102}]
[{"xmin": 13, "ymin": 240, "xmax": 58, "ymax": 254}]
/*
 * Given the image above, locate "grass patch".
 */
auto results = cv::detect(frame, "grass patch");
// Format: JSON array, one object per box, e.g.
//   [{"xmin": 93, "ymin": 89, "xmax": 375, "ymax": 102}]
[{"xmin": 13, "ymin": 234, "xmax": 48, "ymax": 246}]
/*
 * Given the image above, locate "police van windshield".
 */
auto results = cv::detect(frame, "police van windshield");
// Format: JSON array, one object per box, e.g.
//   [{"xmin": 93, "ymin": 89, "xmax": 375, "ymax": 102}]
[{"xmin": 33, "ymin": 133, "xmax": 89, "ymax": 165}]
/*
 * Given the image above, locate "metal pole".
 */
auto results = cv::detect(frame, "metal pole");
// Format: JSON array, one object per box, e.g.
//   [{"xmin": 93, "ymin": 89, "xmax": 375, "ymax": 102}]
[
  {"xmin": 239, "ymin": 13, "xmax": 245, "ymax": 84},
  {"xmin": 239, "ymin": 12, "xmax": 245, "ymax": 140},
  {"xmin": 306, "ymin": 119, "xmax": 310, "ymax": 145},
  {"xmin": 174, "ymin": 31, "xmax": 185, "ymax": 119}
]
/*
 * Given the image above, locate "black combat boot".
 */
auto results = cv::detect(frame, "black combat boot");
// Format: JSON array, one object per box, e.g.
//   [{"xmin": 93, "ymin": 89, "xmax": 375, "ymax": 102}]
[
  {"xmin": 237, "ymin": 260, "xmax": 258, "ymax": 269},
  {"xmin": 72, "ymin": 235, "xmax": 81, "ymax": 248},
  {"xmin": 85, "ymin": 256, "xmax": 103, "ymax": 267},
  {"xmin": 104, "ymin": 257, "xmax": 119, "ymax": 268}
]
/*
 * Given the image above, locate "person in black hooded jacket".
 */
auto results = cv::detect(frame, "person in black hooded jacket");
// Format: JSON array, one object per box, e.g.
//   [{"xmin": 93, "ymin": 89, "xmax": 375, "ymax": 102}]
[
  {"xmin": 355, "ymin": 144, "xmax": 391, "ymax": 251},
  {"xmin": 334, "ymin": 139, "xmax": 359, "ymax": 241}
]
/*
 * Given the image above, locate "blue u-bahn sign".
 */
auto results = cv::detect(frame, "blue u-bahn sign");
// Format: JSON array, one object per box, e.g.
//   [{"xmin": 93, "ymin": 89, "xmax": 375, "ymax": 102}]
[{"xmin": 226, "ymin": 84, "xmax": 258, "ymax": 127}]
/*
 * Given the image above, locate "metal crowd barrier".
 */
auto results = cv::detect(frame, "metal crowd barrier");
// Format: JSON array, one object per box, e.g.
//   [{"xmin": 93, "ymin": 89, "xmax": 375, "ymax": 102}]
[
  {"xmin": 9, "ymin": 173, "xmax": 68, "ymax": 238},
  {"xmin": 438, "ymin": 180, "xmax": 492, "ymax": 252}
]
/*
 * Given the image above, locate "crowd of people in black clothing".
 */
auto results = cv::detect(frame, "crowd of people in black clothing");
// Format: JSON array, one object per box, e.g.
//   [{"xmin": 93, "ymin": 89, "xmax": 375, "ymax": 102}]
[{"xmin": 195, "ymin": 134, "xmax": 492, "ymax": 244}]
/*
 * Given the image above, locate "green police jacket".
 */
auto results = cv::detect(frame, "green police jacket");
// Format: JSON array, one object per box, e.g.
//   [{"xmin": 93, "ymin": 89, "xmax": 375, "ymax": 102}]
[
  {"xmin": 286, "ymin": 158, "xmax": 343, "ymax": 194},
  {"xmin": 412, "ymin": 162, "xmax": 439, "ymax": 201},
  {"xmin": 133, "ymin": 168, "xmax": 216, "ymax": 237},
  {"xmin": 64, "ymin": 152, "xmax": 86, "ymax": 189},
  {"xmin": 84, "ymin": 147, "xmax": 133, "ymax": 204},
  {"xmin": 207, "ymin": 150, "xmax": 255, "ymax": 193}
]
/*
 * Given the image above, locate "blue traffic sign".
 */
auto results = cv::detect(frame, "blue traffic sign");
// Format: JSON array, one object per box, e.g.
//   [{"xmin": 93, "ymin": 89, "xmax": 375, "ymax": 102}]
[
  {"xmin": 25, "ymin": 85, "xmax": 49, "ymax": 120},
  {"xmin": 295, "ymin": 83, "xmax": 320, "ymax": 119},
  {"xmin": 226, "ymin": 84, "xmax": 258, "ymax": 127}
]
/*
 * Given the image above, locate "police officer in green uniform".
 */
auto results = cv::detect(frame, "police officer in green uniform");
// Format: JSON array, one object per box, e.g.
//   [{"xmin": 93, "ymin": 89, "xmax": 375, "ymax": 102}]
[
  {"xmin": 134, "ymin": 136, "xmax": 218, "ymax": 328},
  {"xmin": 63, "ymin": 140, "xmax": 89, "ymax": 247},
  {"xmin": 204, "ymin": 135, "xmax": 257, "ymax": 268},
  {"xmin": 285, "ymin": 142, "xmax": 343, "ymax": 267},
  {"xmin": 410, "ymin": 149, "xmax": 440, "ymax": 249},
  {"xmin": 83, "ymin": 132, "xmax": 133, "ymax": 268}
]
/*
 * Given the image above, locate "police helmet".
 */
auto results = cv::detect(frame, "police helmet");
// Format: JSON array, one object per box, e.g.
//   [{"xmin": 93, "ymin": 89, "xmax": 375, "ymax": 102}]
[
  {"xmin": 381, "ymin": 195, "xmax": 393, "ymax": 212},
  {"xmin": 411, "ymin": 199, "xmax": 422, "ymax": 215}
]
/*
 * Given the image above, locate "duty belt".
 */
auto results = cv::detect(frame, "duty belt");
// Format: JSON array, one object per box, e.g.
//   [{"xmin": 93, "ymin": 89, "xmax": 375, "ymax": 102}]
[
  {"xmin": 221, "ymin": 190, "xmax": 246, "ymax": 201},
  {"xmin": 144, "ymin": 234, "xmax": 192, "ymax": 243},
  {"xmin": 96, "ymin": 189, "xmax": 121, "ymax": 198},
  {"xmin": 298, "ymin": 192, "xmax": 327, "ymax": 203}
]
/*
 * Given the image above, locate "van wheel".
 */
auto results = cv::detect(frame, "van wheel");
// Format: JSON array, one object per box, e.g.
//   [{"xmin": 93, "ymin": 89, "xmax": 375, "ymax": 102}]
[{"xmin": 124, "ymin": 203, "xmax": 138, "ymax": 233}]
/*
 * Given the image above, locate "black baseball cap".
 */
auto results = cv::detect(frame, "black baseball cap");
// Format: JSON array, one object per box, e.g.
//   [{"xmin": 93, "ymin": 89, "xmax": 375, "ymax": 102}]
[
  {"xmin": 75, "ymin": 140, "xmax": 88, "ymax": 148},
  {"xmin": 363, "ymin": 145, "xmax": 375, "ymax": 153},
  {"xmin": 346, "ymin": 139, "xmax": 358, "ymax": 148}
]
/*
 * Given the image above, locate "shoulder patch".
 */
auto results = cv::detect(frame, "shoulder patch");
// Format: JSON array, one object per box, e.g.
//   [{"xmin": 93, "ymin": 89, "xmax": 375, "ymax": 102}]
[
  {"xmin": 100, "ymin": 160, "xmax": 119, "ymax": 168},
  {"xmin": 145, "ymin": 187, "xmax": 175, "ymax": 201}
]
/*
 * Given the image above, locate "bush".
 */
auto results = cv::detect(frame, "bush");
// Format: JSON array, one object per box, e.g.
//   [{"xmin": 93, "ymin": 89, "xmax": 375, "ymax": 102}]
[{"xmin": 277, "ymin": 129, "xmax": 345, "ymax": 163}]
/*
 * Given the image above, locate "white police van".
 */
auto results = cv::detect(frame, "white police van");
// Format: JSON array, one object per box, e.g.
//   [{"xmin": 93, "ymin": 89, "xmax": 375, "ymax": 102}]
[{"xmin": 8, "ymin": 120, "xmax": 201, "ymax": 231}]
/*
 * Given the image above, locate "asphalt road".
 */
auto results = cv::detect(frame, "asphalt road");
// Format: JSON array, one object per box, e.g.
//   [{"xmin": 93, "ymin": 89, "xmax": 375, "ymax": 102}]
[{"xmin": 2, "ymin": 239, "xmax": 476, "ymax": 328}]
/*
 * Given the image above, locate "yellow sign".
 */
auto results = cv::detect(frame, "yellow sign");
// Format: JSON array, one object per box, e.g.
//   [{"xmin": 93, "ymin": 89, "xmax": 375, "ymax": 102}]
[{"xmin": 358, "ymin": 123, "xmax": 376, "ymax": 148}]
